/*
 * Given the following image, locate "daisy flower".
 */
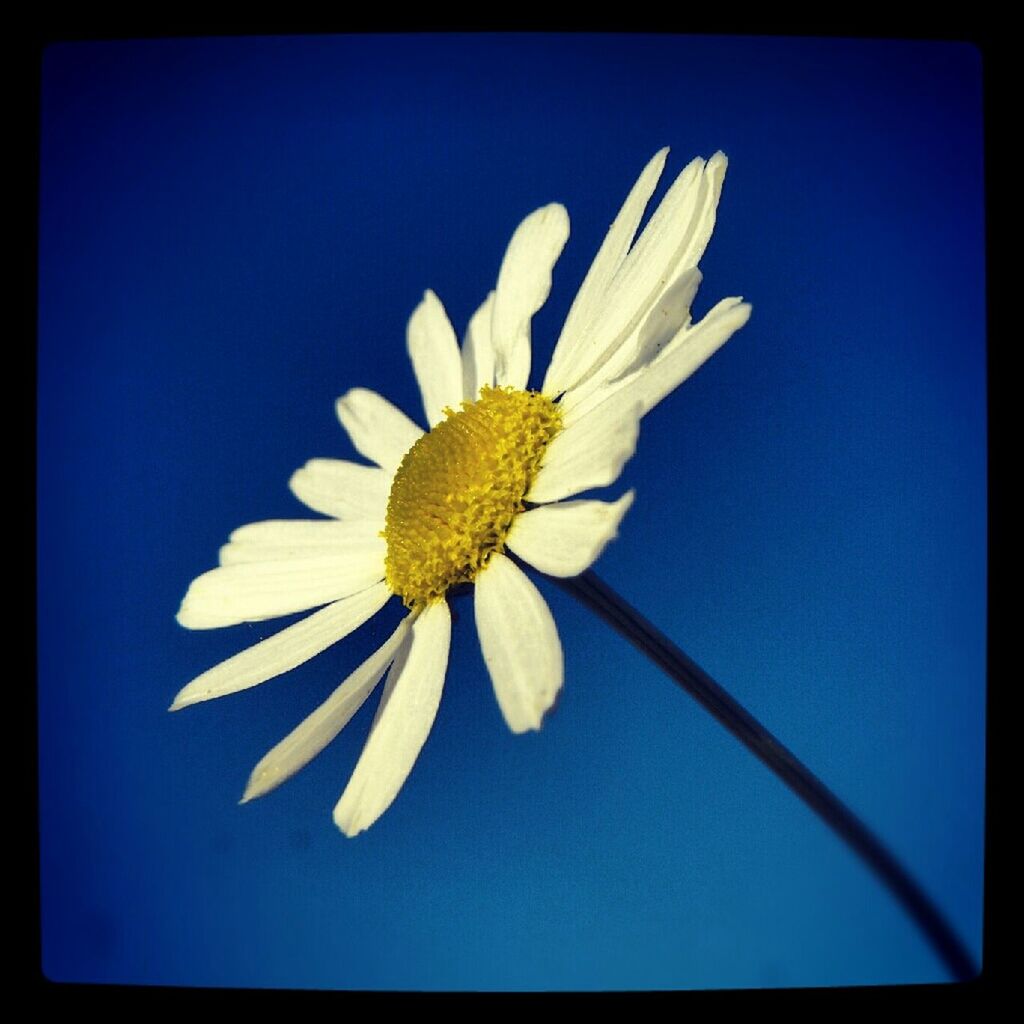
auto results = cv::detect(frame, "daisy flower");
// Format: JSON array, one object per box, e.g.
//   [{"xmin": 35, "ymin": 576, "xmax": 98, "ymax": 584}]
[{"xmin": 172, "ymin": 148, "xmax": 752, "ymax": 837}]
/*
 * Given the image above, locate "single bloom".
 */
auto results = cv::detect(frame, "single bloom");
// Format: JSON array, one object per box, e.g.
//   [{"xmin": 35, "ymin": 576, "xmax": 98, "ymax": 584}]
[{"xmin": 172, "ymin": 148, "xmax": 752, "ymax": 837}]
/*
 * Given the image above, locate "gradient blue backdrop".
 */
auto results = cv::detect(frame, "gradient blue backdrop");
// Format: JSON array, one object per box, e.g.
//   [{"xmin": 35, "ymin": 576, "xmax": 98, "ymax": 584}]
[{"xmin": 37, "ymin": 34, "xmax": 986, "ymax": 990}]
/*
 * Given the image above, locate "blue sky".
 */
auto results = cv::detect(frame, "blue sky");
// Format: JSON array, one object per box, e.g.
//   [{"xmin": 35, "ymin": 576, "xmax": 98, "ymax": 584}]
[{"xmin": 38, "ymin": 34, "xmax": 985, "ymax": 990}]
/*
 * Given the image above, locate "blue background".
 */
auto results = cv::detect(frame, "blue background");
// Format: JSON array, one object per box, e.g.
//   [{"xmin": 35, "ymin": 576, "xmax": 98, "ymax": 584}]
[{"xmin": 37, "ymin": 35, "xmax": 986, "ymax": 990}]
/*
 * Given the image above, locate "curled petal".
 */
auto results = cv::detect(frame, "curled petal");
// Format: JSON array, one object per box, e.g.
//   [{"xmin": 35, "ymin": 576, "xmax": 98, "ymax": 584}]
[
  {"xmin": 545, "ymin": 153, "xmax": 728, "ymax": 397},
  {"xmin": 543, "ymin": 148, "xmax": 668, "ymax": 396},
  {"xmin": 567, "ymin": 298, "xmax": 752, "ymax": 422}
]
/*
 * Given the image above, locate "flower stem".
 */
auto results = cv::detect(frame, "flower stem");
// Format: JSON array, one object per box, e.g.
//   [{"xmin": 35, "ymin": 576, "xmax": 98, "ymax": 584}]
[{"xmin": 553, "ymin": 568, "xmax": 978, "ymax": 983}]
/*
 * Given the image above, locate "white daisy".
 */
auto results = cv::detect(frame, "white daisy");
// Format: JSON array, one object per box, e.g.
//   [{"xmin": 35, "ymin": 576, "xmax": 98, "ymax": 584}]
[{"xmin": 172, "ymin": 148, "xmax": 752, "ymax": 837}]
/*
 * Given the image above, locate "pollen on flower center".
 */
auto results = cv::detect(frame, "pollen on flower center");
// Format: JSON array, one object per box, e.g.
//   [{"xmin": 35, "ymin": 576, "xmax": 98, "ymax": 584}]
[{"xmin": 384, "ymin": 385, "xmax": 562, "ymax": 609}]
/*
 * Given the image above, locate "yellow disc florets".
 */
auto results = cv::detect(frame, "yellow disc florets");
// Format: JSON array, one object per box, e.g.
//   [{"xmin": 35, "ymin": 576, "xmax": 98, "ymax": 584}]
[{"xmin": 383, "ymin": 385, "xmax": 562, "ymax": 609}]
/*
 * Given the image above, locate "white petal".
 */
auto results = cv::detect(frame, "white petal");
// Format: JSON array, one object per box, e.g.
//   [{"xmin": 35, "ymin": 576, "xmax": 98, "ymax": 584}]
[
  {"xmin": 176, "ymin": 550, "xmax": 386, "ymax": 630},
  {"xmin": 677, "ymin": 151, "xmax": 728, "ymax": 274},
  {"xmin": 553, "ymin": 156, "xmax": 704, "ymax": 393},
  {"xmin": 461, "ymin": 291, "xmax": 495, "ymax": 401},
  {"xmin": 507, "ymin": 491, "xmax": 635, "ymax": 578},
  {"xmin": 335, "ymin": 388, "xmax": 422, "ymax": 472},
  {"xmin": 169, "ymin": 581, "xmax": 392, "ymax": 710},
  {"xmin": 289, "ymin": 458, "xmax": 391, "ymax": 521},
  {"xmin": 543, "ymin": 148, "xmax": 668, "ymax": 396},
  {"xmin": 219, "ymin": 519, "xmax": 385, "ymax": 566},
  {"xmin": 630, "ymin": 297, "xmax": 751, "ymax": 415},
  {"xmin": 527, "ymin": 388, "xmax": 641, "ymax": 503},
  {"xmin": 491, "ymin": 203, "xmax": 570, "ymax": 391},
  {"xmin": 615, "ymin": 266, "xmax": 704, "ymax": 380},
  {"xmin": 407, "ymin": 290, "xmax": 463, "ymax": 427},
  {"xmin": 556, "ymin": 267, "xmax": 704, "ymax": 415},
  {"xmin": 228, "ymin": 519, "xmax": 379, "ymax": 546},
  {"xmin": 545, "ymin": 154, "xmax": 728, "ymax": 397},
  {"xmin": 240, "ymin": 615, "xmax": 413, "ymax": 802},
  {"xmin": 570, "ymin": 298, "xmax": 752, "ymax": 422},
  {"xmin": 474, "ymin": 553, "xmax": 563, "ymax": 734},
  {"xmin": 334, "ymin": 600, "xmax": 451, "ymax": 837}
]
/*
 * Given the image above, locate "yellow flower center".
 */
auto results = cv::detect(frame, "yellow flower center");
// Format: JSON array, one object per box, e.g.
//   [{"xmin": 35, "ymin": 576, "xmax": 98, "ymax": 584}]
[{"xmin": 384, "ymin": 385, "xmax": 562, "ymax": 609}]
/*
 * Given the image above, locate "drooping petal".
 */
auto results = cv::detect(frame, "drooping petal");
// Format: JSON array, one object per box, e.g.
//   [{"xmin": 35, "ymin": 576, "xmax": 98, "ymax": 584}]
[
  {"xmin": 624, "ymin": 297, "xmax": 752, "ymax": 416},
  {"xmin": 474, "ymin": 553, "xmax": 562, "ymax": 734},
  {"xmin": 334, "ymin": 599, "xmax": 451, "ymax": 837},
  {"xmin": 335, "ymin": 388, "xmax": 422, "ymax": 472},
  {"xmin": 557, "ymin": 267, "xmax": 705, "ymax": 416},
  {"xmin": 566, "ymin": 297, "xmax": 752, "ymax": 422},
  {"xmin": 170, "ymin": 581, "xmax": 392, "ymax": 710},
  {"xmin": 240, "ymin": 615, "xmax": 413, "ymax": 802},
  {"xmin": 289, "ymin": 458, "xmax": 391, "ymax": 521},
  {"xmin": 491, "ymin": 203, "xmax": 570, "ymax": 391},
  {"xmin": 585, "ymin": 266, "xmax": 704, "ymax": 399},
  {"xmin": 544, "ymin": 153, "xmax": 729, "ymax": 398},
  {"xmin": 542, "ymin": 148, "xmax": 668, "ymax": 396},
  {"xmin": 507, "ymin": 491, "xmax": 635, "ymax": 578},
  {"xmin": 176, "ymin": 550, "xmax": 386, "ymax": 630},
  {"xmin": 633, "ymin": 267, "xmax": 704, "ymax": 364},
  {"xmin": 527, "ymin": 388, "xmax": 641, "ymax": 504},
  {"xmin": 407, "ymin": 289, "xmax": 463, "ymax": 427},
  {"xmin": 461, "ymin": 291, "xmax": 495, "ymax": 401}
]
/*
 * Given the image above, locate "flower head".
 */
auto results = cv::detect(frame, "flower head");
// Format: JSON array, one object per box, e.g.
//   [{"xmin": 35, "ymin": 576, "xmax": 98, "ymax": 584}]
[{"xmin": 173, "ymin": 148, "xmax": 751, "ymax": 836}]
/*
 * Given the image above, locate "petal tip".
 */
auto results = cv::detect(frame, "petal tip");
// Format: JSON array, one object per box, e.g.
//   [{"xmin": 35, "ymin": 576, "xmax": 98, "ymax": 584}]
[
  {"xmin": 333, "ymin": 805, "xmax": 361, "ymax": 838},
  {"xmin": 420, "ymin": 288, "xmax": 443, "ymax": 312},
  {"xmin": 511, "ymin": 718, "xmax": 541, "ymax": 735},
  {"xmin": 168, "ymin": 687, "xmax": 198, "ymax": 711},
  {"xmin": 545, "ymin": 202, "xmax": 570, "ymax": 228},
  {"xmin": 241, "ymin": 760, "xmax": 287, "ymax": 803},
  {"xmin": 646, "ymin": 147, "xmax": 670, "ymax": 178},
  {"xmin": 175, "ymin": 596, "xmax": 217, "ymax": 631}
]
